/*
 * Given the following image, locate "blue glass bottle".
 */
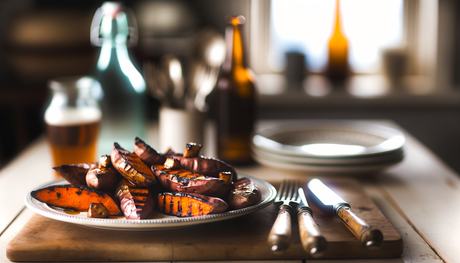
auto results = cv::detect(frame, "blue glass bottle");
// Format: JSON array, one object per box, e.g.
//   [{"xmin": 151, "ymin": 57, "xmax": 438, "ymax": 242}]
[{"xmin": 91, "ymin": 2, "xmax": 146, "ymax": 155}]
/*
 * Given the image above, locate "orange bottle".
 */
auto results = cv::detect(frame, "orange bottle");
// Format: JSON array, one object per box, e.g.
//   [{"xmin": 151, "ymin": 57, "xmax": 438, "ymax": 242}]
[
  {"xmin": 325, "ymin": 0, "xmax": 349, "ymax": 83},
  {"xmin": 214, "ymin": 15, "xmax": 256, "ymax": 165}
]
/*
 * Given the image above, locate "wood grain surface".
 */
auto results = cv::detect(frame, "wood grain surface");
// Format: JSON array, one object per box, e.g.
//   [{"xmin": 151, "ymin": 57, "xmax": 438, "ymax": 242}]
[{"xmin": 6, "ymin": 177, "xmax": 402, "ymax": 261}]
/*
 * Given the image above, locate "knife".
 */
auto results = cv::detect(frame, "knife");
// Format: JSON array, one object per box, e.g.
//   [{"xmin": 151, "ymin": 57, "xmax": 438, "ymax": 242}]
[
  {"xmin": 307, "ymin": 178, "xmax": 383, "ymax": 250},
  {"xmin": 296, "ymin": 187, "xmax": 327, "ymax": 257}
]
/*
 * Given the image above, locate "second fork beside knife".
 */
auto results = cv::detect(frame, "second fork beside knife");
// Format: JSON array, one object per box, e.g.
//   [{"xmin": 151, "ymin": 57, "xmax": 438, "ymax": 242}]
[{"xmin": 267, "ymin": 180, "xmax": 327, "ymax": 257}]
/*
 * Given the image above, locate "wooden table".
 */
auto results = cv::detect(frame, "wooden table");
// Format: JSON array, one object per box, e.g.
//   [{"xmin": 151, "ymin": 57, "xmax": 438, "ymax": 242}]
[{"xmin": 0, "ymin": 120, "xmax": 458, "ymax": 262}]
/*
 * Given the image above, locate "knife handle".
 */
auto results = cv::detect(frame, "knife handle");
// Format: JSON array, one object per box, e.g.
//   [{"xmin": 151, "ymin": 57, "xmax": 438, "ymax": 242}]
[
  {"xmin": 337, "ymin": 205, "xmax": 383, "ymax": 250},
  {"xmin": 298, "ymin": 209, "xmax": 327, "ymax": 257},
  {"xmin": 268, "ymin": 204, "xmax": 292, "ymax": 255}
]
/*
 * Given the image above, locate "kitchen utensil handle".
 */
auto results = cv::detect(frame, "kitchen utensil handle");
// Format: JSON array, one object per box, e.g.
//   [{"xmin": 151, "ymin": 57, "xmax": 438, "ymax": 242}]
[
  {"xmin": 267, "ymin": 204, "xmax": 292, "ymax": 255},
  {"xmin": 337, "ymin": 206, "xmax": 383, "ymax": 250},
  {"xmin": 298, "ymin": 209, "xmax": 327, "ymax": 257}
]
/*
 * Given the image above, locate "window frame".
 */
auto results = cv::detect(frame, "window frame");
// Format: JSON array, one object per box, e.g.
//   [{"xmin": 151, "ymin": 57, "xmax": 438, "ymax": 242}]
[{"xmin": 249, "ymin": 0, "xmax": 444, "ymax": 93}]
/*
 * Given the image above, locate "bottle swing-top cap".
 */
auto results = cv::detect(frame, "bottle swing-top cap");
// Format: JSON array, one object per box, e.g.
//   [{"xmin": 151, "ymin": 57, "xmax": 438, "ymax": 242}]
[{"xmin": 90, "ymin": 1, "xmax": 139, "ymax": 47}]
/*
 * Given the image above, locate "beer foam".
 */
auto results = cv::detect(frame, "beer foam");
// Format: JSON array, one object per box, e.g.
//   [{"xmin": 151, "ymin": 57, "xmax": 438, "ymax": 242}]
[{"xmin": 45, "ymin": 107, "xmax": 102, "ymax": 126}]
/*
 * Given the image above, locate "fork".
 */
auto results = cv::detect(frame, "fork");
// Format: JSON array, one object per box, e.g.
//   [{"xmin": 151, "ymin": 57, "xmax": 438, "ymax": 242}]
[{"xmin": 267, "ymin": 179, "xmax": 299, "ymax": 255}]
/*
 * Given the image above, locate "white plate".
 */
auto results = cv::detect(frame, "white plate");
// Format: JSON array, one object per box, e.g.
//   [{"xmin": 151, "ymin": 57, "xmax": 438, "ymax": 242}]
[
  {"xmin": 252, "ymin": 153, "xmax": 402, "ymax": 175},
  {"xmin": 253, "ymin": 120, "xmax": 405, "ymax": 158},
  {"xmin": 252, "ymin": 145, "xmax": 404, "ymax": 165},
  {"xmin": 25, "ymin": 176, "xmax": 276, "ymax": 231}
]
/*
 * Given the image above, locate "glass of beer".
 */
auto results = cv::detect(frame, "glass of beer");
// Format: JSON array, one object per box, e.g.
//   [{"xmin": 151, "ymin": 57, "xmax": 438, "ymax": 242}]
[{"xmin": 44, "ymin": 76, "xmax": 102, "ymax": 178}]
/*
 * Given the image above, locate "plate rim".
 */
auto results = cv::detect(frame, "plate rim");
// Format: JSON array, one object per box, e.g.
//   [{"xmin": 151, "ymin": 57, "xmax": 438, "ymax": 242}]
[
  {"xmin": 252, "ymin": 153, "xmax": 402, "ymax": 174},
  {"xmin": 252, "ymin": 145, "xmax": 404, "ymax": 165},
  {"xmin": 253, "ymin": 120, "xmax": 406, "ymax": 158},
  {"xmin": 24, "ymin": 175, "xmax": 276, "ymax": 231}
]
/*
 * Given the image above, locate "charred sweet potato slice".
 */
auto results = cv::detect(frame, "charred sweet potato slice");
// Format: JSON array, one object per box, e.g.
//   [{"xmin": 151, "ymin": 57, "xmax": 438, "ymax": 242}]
[
  {"xmin": 133, "ymin": 137, "xmax": 167, "ymax": 167},
  {"xmin": 86, "ymin": 166, "xmax": 122, "ymax": 193},
  {"xmin": 174, "ymin": 156, "xmax": 238, "ymax": 182},
  {"xmin": 99, "ymin": 155, "xmax": 112, "ymax": 168},
  {"xmin": 152, "ymin": 165, "xmax": 232, "ymax": 199},
  {"xmin": 31, "ymin": 185, "xmax": 122, "ymax": 215},
  {"xmin": 111, "ymin": 143, "xmax": 157, "ymax": 187},
  {"xmin": 88, "ymin": 203, "xmax": 109, "ymax": 218},
  {"xmin": 164, "ymin": 157, "xmax": 181, "ymax": 170},
  {"xmin": 53, "ymin": 162, "xmax": 98, "ymax": 186},
  {"xmin": 156, "ymin": 192, "xmax": 228, "ymax": 217},
  {"xmin": 133, "ymin": 139, "xmax": 237, "ymax": 182},
  {"xmin": 183, "ymin": 143, "xmax": 202, "ymax": 158},
  {"xmin": 115, "ymin": 179, "xmax": 155, "ymax": 219},
  {"xmin": 219, "ymin": 171, "xmax": 233, "ymax": 186},
  {"xmin": 228, "ymin": 178, "xmax": 262, "ymax": 209}
]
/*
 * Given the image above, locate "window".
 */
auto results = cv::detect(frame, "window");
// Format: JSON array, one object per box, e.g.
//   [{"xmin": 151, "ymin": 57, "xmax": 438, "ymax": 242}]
[
  {"xmin": 250, "ymin": 0, "xmax": 442, "ymax": 95},
  {"xmin": 268, "ymin": 0, "xmax": 404, "ymax": 73}
]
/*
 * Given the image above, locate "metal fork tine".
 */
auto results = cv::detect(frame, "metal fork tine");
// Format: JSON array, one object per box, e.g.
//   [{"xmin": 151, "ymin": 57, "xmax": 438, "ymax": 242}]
[
  {"xmin": 275, "ymin": 180, "xmax": 286, "ymax": 202},
  {"xmin": 285, "ymin": 180, "xmax": 291, "ymax": 200},
  {"xmin": 287, "ymin": 180, "xmax": 296, "ymax": 200},
  {"xmin": 292, "ymin": 180, "xmax": 300, "ymax": 201},
  {"xmin": 281, "ymin": 180, "xmax": 289, "ymax": 201}
]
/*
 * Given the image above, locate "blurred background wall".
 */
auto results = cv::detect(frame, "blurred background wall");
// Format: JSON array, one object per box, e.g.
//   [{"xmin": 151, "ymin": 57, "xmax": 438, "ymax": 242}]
[{"xmin": 2, "ymin": 0, "xmax": 460, "ymax": 175}]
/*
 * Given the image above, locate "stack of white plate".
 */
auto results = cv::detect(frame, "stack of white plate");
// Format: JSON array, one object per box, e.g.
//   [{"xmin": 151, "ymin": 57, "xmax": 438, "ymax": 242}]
[{"xmin": 251, "ymin": 120, "xmax": 405, "ymax": 175}]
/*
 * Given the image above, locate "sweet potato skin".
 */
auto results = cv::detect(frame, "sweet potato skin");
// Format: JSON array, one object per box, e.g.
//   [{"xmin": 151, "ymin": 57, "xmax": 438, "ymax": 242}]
[
  {"xmin": 115, "ymin": 179, "xmax": 155, "ymax": 219},
  {"xmin": 111, "ymin": 143, "xmax": 157, "ymax": 187},
  {"xmin": 228, "ymin": 178, "xmax": 262, "ymax": 209},
  {"xmin": 86, "ymin": 167, "xmax": 122, "ymax": 193},
  {"xmin": 156, "ymin": 192, "xmax": 228, "ymax": 217},
  {"xmin": 174, "ymin": 156, "xmax": 238, "ymax": 182},
  {"xmin": 31, "ymin": 185, "xmax": 122, "ymax": 215},
  {"xmin": 152, "ymin": 165, "xmax": 232, "ymax": 199},
  {"xmin": 134, "ymin": 137, "xmax": 167, "ymax": 167},
  {"xmin": 53, "ymin": 163, "xmax": 98, "ymax": 186},
  {"xmin": 134, "ymin": 138, "xmax": 237, "ymax": 182}
]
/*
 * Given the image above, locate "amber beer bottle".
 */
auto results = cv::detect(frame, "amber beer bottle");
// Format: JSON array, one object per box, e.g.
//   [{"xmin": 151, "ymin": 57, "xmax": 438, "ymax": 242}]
[
  {"xmin": 325, "ymin": 0, "xmax": 349, "ymax": 84},
  {"xmin": 215, "ymin": 15, "xmax": 256, "ymax": 165}
]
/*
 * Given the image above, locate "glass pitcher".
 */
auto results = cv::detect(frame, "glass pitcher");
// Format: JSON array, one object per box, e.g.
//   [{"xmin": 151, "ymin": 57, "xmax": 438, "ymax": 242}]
[{"xmin": 44, "ymin": 76, "xmax": 102, "ymax": 178}]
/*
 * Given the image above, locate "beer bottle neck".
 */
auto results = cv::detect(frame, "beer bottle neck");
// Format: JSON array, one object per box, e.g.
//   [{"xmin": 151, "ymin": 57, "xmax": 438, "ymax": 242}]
[
  {"xmin": 223, "ymin": 24, "xmax": 246, "ymax": 71},
  {"xmin": 332, "ymin": 0, "xmax": 344, "ymax": 37}
]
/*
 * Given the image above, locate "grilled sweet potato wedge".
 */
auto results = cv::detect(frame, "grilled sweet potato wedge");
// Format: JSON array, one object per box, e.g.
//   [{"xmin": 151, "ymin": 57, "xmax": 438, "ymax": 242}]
[
  {"xmin": 88, "ymin": 203, "xmax": 109, "ymax": 218},
  {"xmin": 86, "ymin": 166, "xmax": 122, "ymax": 193},
  {"xmin": 183, "ymin": 143, "xmax": 202, "ymax": 158},
  {"xmin": 53, "ymin": 162, "xmax": 98, "ymax": 186},
  {"xmin": 31, "ymin": 185, "xmax": 122, "ymax": 215},
  {"xmin": 134, "ymin": 139, "xmax": 237, "ymax": 182},
  {"xmin": 175, "ymin": 156, "xmax": 238, "ymax": 182},
  {"xmin": 99, "ymin": 154, "xmax": 112, "ymax": 168},
  {"xmin": 228, "ymin": 178, "xmax": 262, "ymax": 209},
  {"xmin": 164, "ymin": 157, "xmax": 181, "ymax": 170},
  {"xmin": 134, "ymin": 137, "xmax": 167, "ymax": 167},
  {"xmin": 156, "ymin": 192, "xmax": 228, "ymax": 217},
  {"xmin": 115, "ymin": 179, "xmax": 155, "ymax": 219},
  {"xmin": 152, "ymin": 165, "xmax": 232, "ymax": 199},
  {"xmin": 111, "ymin": 143, "xmax": 157, "ymax": 187}
]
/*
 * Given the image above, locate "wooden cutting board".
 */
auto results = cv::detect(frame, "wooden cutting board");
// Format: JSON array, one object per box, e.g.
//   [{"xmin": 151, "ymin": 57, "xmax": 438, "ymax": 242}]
[{"xmin": 7, "ymin": 177, "xmax": 402, "ymax": 261}]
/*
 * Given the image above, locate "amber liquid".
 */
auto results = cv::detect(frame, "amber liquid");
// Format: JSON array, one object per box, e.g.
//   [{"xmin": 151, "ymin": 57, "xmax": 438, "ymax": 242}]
[
  {"xmin": 46, "ymin": 121, "xmax": 100, "ymax": 178},
  {"xmin": 325, "ymin": 0, "xmax": 349, "ymax": 84},
  {"xmin": 215, "ymin": 16, "xmax": 256, "ymax": 165}
]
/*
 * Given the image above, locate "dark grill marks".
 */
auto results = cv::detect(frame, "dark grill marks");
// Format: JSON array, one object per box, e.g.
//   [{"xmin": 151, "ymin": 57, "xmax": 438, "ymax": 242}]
[
  {"xmin": 169, "ymin": 194, "xmax": 174, "ymax": 215},
  {"xmin": 126, "ymin": 185, "xmax": 149, "ymax": 213},
  {"xmin": 156, "ymin": 192, "xmax": 214, "ymax": 217}
]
